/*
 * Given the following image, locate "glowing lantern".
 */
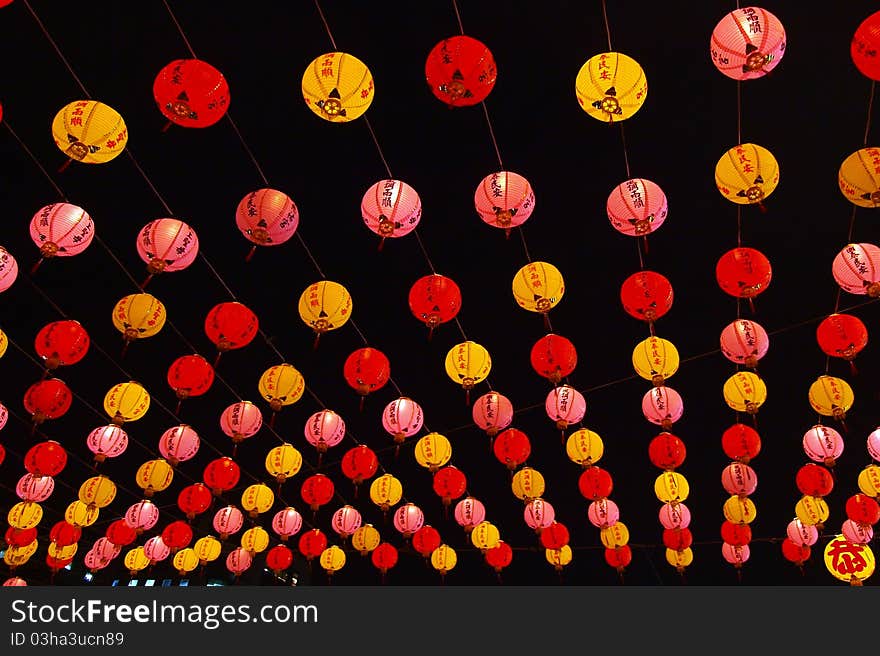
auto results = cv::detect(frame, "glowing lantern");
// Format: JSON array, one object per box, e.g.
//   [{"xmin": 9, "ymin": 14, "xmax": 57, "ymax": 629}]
[
  {"xmin": 0, "ymin": 330, "xmax": 6, "ymax": 358},
  {"xmin": 85, "ymin": 425, "xmax": 127, "ymax": 464},
  {"xmin": 642, "ymin": 385, "xmax": 683, "ymax": 429},
  {"xmin": 723, "ymin": 495, "xmax": 757, "ymax": 525},
  {"xmin": 302, "ymin": 51, "xmax": 374, "ymax": 122},
  {"xmin": 167, "ymin": 355, "xmax": 214, "ymax": 408},
  {"xmin": 343, "ymin": 347, "xmax": 390, "ymax": 403},
  {"xmin": 578, "ymin": 466, "xmax": 613, "ymax": 501},
  {"xmin": 158, "ymin": 424, "xmax": 200, "ymax": 467},
  {"xmin": 23, "ymin": 378, "xmax": 72, "ymax": 426},
  {"xmin": 575, "ymin": 52, "xmax": 647, "ymax": 122},
  {"xmin": 833, "ymin": 243, "xmax": 880, "ymax": 297},
  {"xmin": 266, "ymin": 545, "xmax": 294, "ymax": 576},
  {"xmin": 715, "ymin": 143, "xmax": 780, "ymax": 208},
  {"xmin": 787, "ymin": 518, "xmax": 819, "ymax": 547},
  {"xmin": 721, "ymin": 462, "xmax": 757, "ymax": 497},
  {"xmin": 91, "ymin": 536, "xmax": 122, "ymax": 562},
  {"xmin": 29, "ymin": 203, "xmax": 94, "ymax": 271},
  {"xmin": 193, "ymin": 536, "xmax": 222, "ymax": 565},
  {"xmin": 4, "ymin": 578, "xmax": 27, "ymax": 587},
  {"xmin": 0, "ymin": 246, "xmax": 17, "ymax": 293},
  {"xmin": 213, "ymin": 505, "xmax": 245, "ymax": 540},
  {"xmin": 472, "ymin": 391, "xmax": 513, "ymax": 439},
  {"xmin": 632, "ymin": 336, "xmax": 679, "ymax": 386},
  {"xmin": 258, "ymin": 362, "xmax": 306, "ymax": 420},
  {"xmin": 838, "ymin": 147, "xmax": 880, "ymax": 207},
  {"xmin": 320, "ymin": 546, "xmax": 347, "ymax": 578},
  {"xmin": 493, "ymin": 427, "xmax": 531, "ymax": 471},
  {"xmin": 136, "ymin": 459, "xmax": 174, "ymax": 497},
  {"xmin": 204, "ymin": 302, "xmax": 259, "ymax": 365},
  {"xmin": 858, "ymin": 464, "xmax": 880, "ymax": 498},
  {"xmin": 431, "ymin": 544, "xmax": 458, "ymax": 577},
  {"xmin": 203, "ymin": 457, "xmax": 240, "ymax": 496},
  {"xmin": 664, "ymin": 528, "xmax": 693, "ymax": 552},
  {"xmin": 83, "ymin": 550, "xmax": 107, "ymax": 573},
  {"xmin": 600, "ymin": 522, "xmax": 630, "ymax": 549},
  {"xmin": 298, "ymin": 529, "xmax": 327, "ymax": 562},
  {"xmin": 842, "ymin": 519, "xmax": 874, "ymax": 545},
  {"xmin": 654, "ymin": 471, "xmax": 690, "ymax": 504},
  {"xmin": 177, "ymin": 483, "xmax": 212, "ymax": 520},
  {"xmin": 301, "ymin": 473, "xmax": 335, "ymax": 513},
  {"xmin": 723, "ymin": 371, "xmax": 767, "ymax": 415},
  {"xmin": 659, "ymin": 502, "xmax": 691, "ymax": 529},
  {"xmin": 474, "ymin": 170, "xmax": 535, "ymax": 236},
  {"xmin": 103, "ymin": 381, "xmax": 150, "ymax": 425},
  {"xmin": 531, "ymin": 333, "xmax": 577, "ymax": 385},
  {"xmin": 414, "ymin": 432, "xmax": 453, "ymax": 472},
  {"xmin": 722, "ymin": 423, "xmax": 762, "ymax": 463},
  {"xmin": 545, "ymin": 545, "xmax": 572, "ymax": 571},
  {"xmin": 369, "ymin": 473, "xmax": 403, "ymax": 513},
  {"xmin": 721, "ymin": 543, "xmax": 750, "ymax": 569},
  {"xmin": 408, "ymin": 274, "xmax": 462, "ymax": 336},
  {"xmin": 241, "ymin": 483, "xmax": 275, "ymax": 519},
  {"xmin": 6, "ymin": 526, "xmax": 38, "ymax": 548},
  {"xmin": 241, "ymin": 526, "xmax": 270, "ymax": 554},
  {"xmin": 143, "ymin": 536, "xmax": 171, "ymax": 564},
  {"xmin": 226, "ymin": 547, "xmax": 252, "ymax": 577},
  {"xmin": 123, "ymin": 501, "xmax": 159, "ymax": 534},
  {"xmin": 710, "ymin": 7, "xmax": 786, "ymax": 80},
  {"xmin": 796, "ymin": 492, "xmax": 831, "ymax": 526},
  {"xmin": 796, "ymin": 463, "xmax": 834, "ymax": 497},
  {"xmin": 720, "ymin": 319, "xmax": 769, "ymax": 368},
  {"xmin": 412, "ymin": 526, "xmax": 441, "ymax": 559},
  {"xmin": 304, "ymin": 409, "xmax": 346, "ymax": 457},
  {"xmin": 512, "ymin": 261, "xmax": 565, "ymax": 319},
  {"xmin": 24, "ymin": 441, "xmax": 67, "ymax": 477},
  {"xmin": 52, "ymin": 100, "xmax": 126, "ymax": 165},
  {"xmin": 136, "ymin": 218, "xmax": 199, "ymax": 284},
  {"xmin": 816, "ymin": 313, "xmax": 868, "ymax": 363},
  {"xmin": 341, "ymin": 445, "xmax": 379, "ymax": 491},
  {"xmin": 666, "ymin": 547, "xmax": 694, "ymax": 573},
  {"xmin": 271, "ymin": 507, "xmax": 303, "ymax": 542},
  {"xmin": 852, "ymin": 12, "xmax": 880, "ymax": 80},
  {"xmin": 605, "ymin": 545, "xmax": 632, "ymax": 573},
  {"xmin": 716, "ymin": 247, "xmax": 772, "ymax": 303},
  {"xmin": 621, "ymin": 270, "xmax": 673, "ymax": 324},
  {"xmin": 607, "ymin": 178, "xmax": 667, "ymax": 237},
  {"xmin": 846, "ymin": 494, "xmax": 880, "ymax": 525},
  {"xmin": 472, "ymin": 521, "xmax": 502, "ymax": 552},
  {"xmin": 265, "ymin": 443, "xmax": 303, "ymax": 485},
  {"xmin": 524, "ymin": 498, "xmax": 556, "ymax": 533},
  {"xmin": 444, "ymin": 341, "xmax": 491, "ymax": 401},
  {"xmin": 454, "ymin": 496, "xmax": 486, "ymax": 533},
  {"xmin": 235, "ymin": 188, "xmax": 299, "ymax": 260},
  {"xmin": 153, "ymin": 58, "xmax": 229, "ymax": 128},
  {"xmin": 824, "ymin": 535, "xmax": 875, "ymax": 585},
  {"xmin": 175, "ymin": 550, "xmax": 201, "ymax": 578},
  {"xmin": 432, "ymin": 466, "xmax": 467, "ymax": 507},
  {"xmin": 566, "ymin": 428, "xmax": 604, "ymax": 467},
  {"xmin": 361, "ymin": 178, "xmax": 421, "ymax": 246},
  {"xmin": 65, "ymin": 500, "xmax": 99, "ymax": 528},
  {"xmin": 162, "ymin": 521, "xmax": 193, "ymax": 552},
  {"xmin": 372, "ymin": 542, "xmax": 399, "ymax": 581},
  {"xmin": 124, "ymin": 547, "xmax": 150, "ymax": 575},
  {"xmin": 869, "ymin": 428, "xmax": 880, "ymax": 461},
  {"xmin": 545, "ymin": 384, "xmax": 586, "ymax": 432},
  {"xmin": 588, "ymin": 498, "xmax": 621, "ymax": 529},
  {"xmin": 16, "ymin": 474, "xmax": 54, "ymax": 503},
  {"xmin": 112, "ymin": 293, "xmax": 166, "ymax": 347},
  {"xmin": 351, "ymin": 525, "xmax": 381, "ymax": 556},
  {"xmin": 297, "ymin": 280, "xmax": 352, "ymax": 344},
  {"xmin": 425, "ymin": 35, "xmax": 496, "ymax": 107},
  {"xmin": 393, "ymin": 503, "xmax": 425, "ymax": 538},
  {"xmin": 220, "ymin": 400, "xmax": 263, "ymax": 445},
  {"xmin": 6, "ymin": 540, "xmax": 38, "ymax": 566},
  {"xmin": 382, "ymin": 396, "xmax": 424, "ymax": 448},
  {"xmin": 331, "ymin": 505, "xmax": 362, "ymax": 540},
  {"xmin": 78, "ymin": 475, "xmax": 116, "ymax": 509},
  {"xmin": 808, "ymin": 376, "xmax": 854, "ymax": 421},
  {"xmin": 511, "ymin": 467, "xmax": 545, "ymax": 502},
  {"xmin": 34, "ymin": 320, "xmax": 89, "ymax": 373},
  {"xmin": 648, "ymin": 433, "xmax": 686, "ymax": 470}
]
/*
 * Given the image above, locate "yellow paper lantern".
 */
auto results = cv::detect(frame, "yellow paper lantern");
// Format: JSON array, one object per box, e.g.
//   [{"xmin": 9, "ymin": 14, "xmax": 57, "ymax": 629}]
[
  {"xmin": 715, "ymin": 143, "xmax": 780, "ymax": 206},
  {"xmin": 8, "ymin": 539, "xmax": 39, "ymax": 562},
  {"xmin": 319, "ymin": 545, "xmax": 347, "ymax": 574},
  {"xmin": 575, "ymin": 52, "xmax": 647, "ymax": 123},
  {"xmin": 471, "ymin": 521, "xmax": 501, "ymax": 552},
  {"xmin": 297, "ymin": 280, "xmax": 353, "ymax": 340},
  {"xmin": 47, "ymin": 541, "xmax": 78, "ymax": 561},
  {"xmin": 369, "ymin": 473, "xmax": 403, "ymax": 512},
  {"xmin": 666, "ymin": 547, "xmax": 694, "ymax": 570},
  {"xmin": 265, "ymin": 443, "xmax": 303, "ymax": 484},
  {"xmin": 858, "ymin": 464, "xmax": 880, "ymax": 498},
  {"xmin": 723, "ymin": 494, "xmax": 757, "ymax": 525},
  {"xmin": 795, "ymin": 494, "xmax": 830, "ymax": 527},
  {"xmin": 241, "ymin": 483, "xmax": 275, "ymax": 518},
  {"xmin": 112, "ymin": 293, "xmax": 166, "ymax": 343},
  {"xmin": 512, "ymin": 261, "xmax": 565, "ymax": 314},
  {"xmin": 52, "ymin": 100, "xmax": 127, "ymax": 164},
  {"xmin": 632, "ymin": 336, "xmax": 679, "ymax": 386},
  {"xmin": 193, "ymin": 536, "xmax": 222, "ymax": 564},
  {"xmin": 104, "ymin": 381, "xmax": 150, "ymax": 424},
  {"xmin": 444, "ymin": 340, "xmax": 491, "ymax": 394},
  {"xmin": 511, "ymin": 466, "xmax": 545, "ymax": 502},
  {"xmin": 258, "ymin": 363, "xmax": 305, "ymax": 413},
  {"xmin": 600, "ymin": 522, "xmax": 630, "ymax": 549},
  {"xmin": 431, "ymin": 544, "xmax": 457, "ymax": 574},
  {"xmin": 723, "ymin": 371, "xmax": 767, "ymax": 415},
  {"xmin": 414, "ymin": 432, "xmax": 452, "ymax": 472},
  {"xmin": 5, "ymin": 541, "xmax": 37, "ymax": 568},
  {"xmin": 64, "ymin": 500, "xmax": 99, "ymax": 528},
  {"xmin": 565, "ymin": 428, "xmax": 604, "ymax": 467},
  {"xmin": 808, "ymin": 375, "xmax": 854, "ymax": 420},
  {"xmin": 351, "ymin": 524, "xmax": 381, "ymax": 556},
  {"xmin": 124, "ymin": 546, "xmax": 150, "ymax": 573},
  {"xmin": 654, "ymin": 471, "xmax": 690, "ymax": 504},
  {"xmin": 135, "ymin": 459, "xmax": 174, "ymax": 497},
  {"xmin": 0, "ymin": 328, "xmax": 7, "ymax": 359},
  {"xmin": 302, "ymin": 52, "xmax": 374, "ymax": 123},
  {"xmin": 824, "ymin": 535, "xmax": 875, "ymax": 585},
  {"xmin": 838, "ymin": 147, "xmax": 880, "ymax": 208},
  {"xmin": 545, "ymin": 544, "xmax": 572, "ymax": 569},
  {"xmin": 7, "ymin": 501, "xmax": 43, "ymax": 530},
  {"xmin": 78, "ymin": 475, "xmax": 117, "ymax": 509},
  {"xmin": 241, "ymin": 526, "xmax": 270, "ymax": 554},
  {"xmin": 173, "ymin": 547, "xmax": 199, "ymax": 576}
]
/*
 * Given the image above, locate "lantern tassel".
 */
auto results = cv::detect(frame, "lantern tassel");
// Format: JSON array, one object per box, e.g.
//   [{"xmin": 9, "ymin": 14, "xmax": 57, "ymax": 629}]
[
  {"xmin": 542, "ymin": 312, "xmax": 550, "ymax": 331},
  {"xmin": 140, "ymin": 273, "xmax": 154, "ymax": 290},
  {"xmin": 245, "ymin": 245, "xmax": 257, "ymax": 262},
  {"xmin": 394, "ymin": 444, "xmax": 400, "ymax": 459},
  {"xmin": 736, "ymin": 568, "xmax": 743, "ymax": 584},
  {"xmin": 849, "ymin": 359, "xmax": 859, "ymax": 376},
  {"xmin": 504, "ymin": 228, "xmax": 512, "ymax": 240},
  {"xmin": 465, "ymin": 388, "xmax": 471, "ymax": 406},
  {"xmin": 269, "ymin": 412, "xmax": 277, "ymax": 430},
  {"xmin": 747, "ymin": 297, "xmax": 756, "ymax": 314},
  {"xmin": 120, "ymin": 338, "xmax": 132, "ymax": 359},
  {"xmin": 57, "ymin": 158, "xmax": 73, "ymax": 173},
  {"xmin": 359, "ymin": 395, "xmax": 366, "ymax": 413},
  {"xmin": 617, "ymin": 568, "xmax": 625, "ymax": 585},
  {"xmin": 496, "ymin": 571, "xmax": 503, "ymax": 585},
  {"xmin": 317, "ymin": 451, "xmax": 324, "ymax": 468},
  {"xmin": 377, "ymin": 237, "xmax": 385, "ymax": 252},
  {"xmin": 213, "ymin": 351, "xmax": 223, "ymax": 369},
  {"xmin": 30, "ymin": 258, "xmax": 45, "ymax": 275},
  {"xmin": 313, "ymin": 332, "xmax": 321, "ymax": 350},
  {"xmin": 758, "ymin": 201, "xmax": 767, "ymax": 214},
  {"xmin": 175, "ymin": 398, "xmax": 182, "ymax": 416},
  {"xmin": 427, "ymin": 325, "xmax": 434, "ymax": 342},
  {"xmin": 232, "ymin": 442, "xmax": 239, "ymax": 458},
  {"xmin": 161, "ymin": 120, "xmax": 174, "ymax": 133},
  {"xmin": 642, "ymin": 235, "xmax": 649, "ymax": 256}
]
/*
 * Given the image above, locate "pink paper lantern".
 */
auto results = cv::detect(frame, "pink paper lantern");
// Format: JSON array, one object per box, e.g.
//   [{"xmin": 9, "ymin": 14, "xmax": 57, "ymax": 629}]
[
  {"xmin": 16, "ymin": 473, "xmax": 54, "ymax": 502},
  {"xmin": 606, "ymin": 178, "xmax": 668, "ymax": 237},
  {"xmin": 136, "ymin": 218, "xmax": 199, "ymax": 277},
  {"xmin": 721, "ymin": 542, "xmax": 750, "ymax": 566},
  {"xmin": 3, "ymin": 577, "xmax": 27, "ymax": 586},
  {"xmin": 86, "ymin": 424, "xmax": 129, "ymax": 462},
  {"xmin": 29, "ymin": 202, "xmax": 94, "ymax": 264},
  {"xmin": 304, "ymin": 409, "xmax": 346, "ymax": 452},
  {"xmin": 472, "ymin": 391, "xmax": 513, "ymax": 438},
  {"xmin": 213, "ymin": 505, "xmax": 245, "ymax": 540},
  {"xmin": 220, "ymin": 400, "xmax": 263, "ymax": 441},
  {"xmin": 124, "ymin": 500, "xmax": 160, "ymax": 533},
  {"xmin": 523, "ymin": 498, "xmax": 555, "ymax": 532},
  {"xmin": 721, "ymin": 462, "xmax": 758, "ymax": 497},
  {"xmin": 803, "ymin": 424, "xmax": 845, "ymax": 466},
  {"xmin": 587, "ymin": 498, "xmax": 620, "ymax": 528},
  {"xmin": 710, "ymin": 7, "xmax": 786, "ymax": 81},
  {"xmin": 331, "ymin": 505, "xmax": 363, "ymax": 539},
  {"xmin": 91, "ymin": 537, "xmax": 122, "ymax": 563},
  {"xmin": 841, "ymin": 518, "xmax": 874, "ymax": 544},
  {"xmin": 869, "ymin": 427, "xmax": 880, "ymax": 462},
  {"xmin": 226, "ymin": 547, "xmax": 252, "ymax": 575},
  {"xmin": 832, "ymin": 243, "xmax": 880, "ymax": 297},
  {"xmin": 271, "ymin": 507, "xmax": 304, "ymax": 542},
  {"xmin": 454, "ymin": 496, "xmax": 485, "ymax": 532},
  {"xmin": 158, "ymin": 424, "xmax": 200, "ymax": 466},
  {"xmin": 658, "ymin": 501, "xmax": 691, "ymax": 529},
  {"xmin": 83, "ymin": 550, "xmax": 109, "ymax": 572},
  {"xmin": 235, "ymin": 188, "xmax": 299, "ymax": 252},
  {"xmin": 474, "ymin": 170, "xmax": 536, "ymax": 234},
  {"xmin": 786, "ymin": 518, "xmax": 819, "ymax": 546},
  {"xmin": 545, "ymin": 384, "xmax": 587, "ymax": 431},
  {"xmin": 642, "ymin": 386, "xmax": 684, "ymax": 429},
  {"xmin": 0, "ymin": 245, "xmax": 18, "ymax": 293},
  {"xmin": 361, "ymin": 179, "xmax": 422, "ymax": 241},
  {"xmin": 0, "ymin": 402, "xmax": 7, "ymax": 430},
  {"xmin": 382, "ymin": 396, "xmax": 424, "ymax": 443},
  {"xmin": 719, "ymin": 319, "xmax": 769, "ymax": 367},
  {"xmin": 143, "ymin": 535, "xmax": 171, "ymax": 563},
  {"xmin": 393, "ymin": 503, "xmax": 425, "ymax": 538}
]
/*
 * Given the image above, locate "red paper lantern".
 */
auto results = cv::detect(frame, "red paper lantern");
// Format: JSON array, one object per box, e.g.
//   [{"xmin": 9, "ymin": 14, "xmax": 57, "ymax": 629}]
[
  {"xmin": 202, "ymin": 456, "xmax": 240, "ymax": 496},
  {"xmin": 485, "ymin": 541, "xmax": 513, "ymax": 573},
  {"xmin": 34, "ymin": 320, "xmax": 89, "ymax": 370},
  {"xmin": 425, "ymin": 35, "xmax": 496, "ymax": 107},
  {"xmin": 648, "ymin": 433, "xmax": 687, "ymax": 470},
  {"xmin": 816, "ymin": 313, "xmax": 868, "ymax": 362},
  {"xmin": 721, "ymin": 423, "xmax": 762, "ymax": 463},
  {"xmin": 716, "ymin": 247, "xmax": 772, "ymax": 300},
  {"xmin": 852, "ymin": 11, "xmax": 880, "ymax": 80},
  {"xmin": 408, "ymin": 274, "xmax": 462, "ymax": 334},
  {"xmin": 153, "ymin": 58, "xmax": 229, "ymax": 128},
  {"xmin": 298, "ymin": 529, "xmax": 327, "ymax": 561},
  {"xmin": 530, "ymin": 333, "xmax": 578, "ymax": 384},
  {"xmin": 412, "ymin": 525, "xmax": 441, "ymax": 558},
  {"xmin": 720, "ymin": 520, "xmax": 752, "ymax": 547},
  {"xmin": 432, "ymin": 466, "xmax": 467, "ymax": 506},
  {"xmin": 781, "ymin": 537, "xmax": 811, "ymax": 565},
  {"xmin": 23, "ymin": 378, "xmax": 72, "ymax": 425},
  {"xmin": 492, "ymin": 428, "xmax": 531, "ymax": 470},
  {"xmin": 340, "ymin": 445, "xmax": 379, "ymax": 487},
  {"xmin": 161, "ymin": 520, "xmax": 193, "ymax": 551},
  {"xmin": 578, "ymin": 466, "xmax": 613, "ymax": 501},
  {"xmin": 795, "ymin": 463, "xmax": 834, "ymax": 497},
  {"xmin": 24, "ymin": 440, "xmax": 67, "ymax": 476},
  {"xmin": 266, "ymin": 544, "xmax": 293, "ymax": 574},
  {"xmin": 620, "ymin": 270, "xmax": 673, "ymax": 323},
  {"xmin": 177, "ymin": 483, "xmax": 213, "ymax": 520},
  {"xmin": 605, "ymin": 545, "xmax": 632, "ymax": 570},
  {"xmin": 540, "ymin": 522, "xmax": 570, "ymax": 550},
  {"xmin": 300, "ymin": 473, "xmax": 335, "ymax": 512},
  {"xmin": 167, "ymin": 354, "xmax": 214, "ymax": 402},
  {"xmin": 663, "ymin": 528, "xmax": 693, "ymax": 551},
  {"xmin": 105, "ymin": 519, "xmax": 137, "ymax": 547},
  {"xmin": 204, "ymin": 302, "xmax": 258, "ymax": 358},
  {"xmin": 846, "ymin": 494, "xmax": 880, "ymax": 525},
  {"xmin": 371, "ymin": 542, "xmax": 399, "ymax": 579},
  {"xmin": 343, "ymin": 347, "xmax": 390, "ymax": 398},
  {"xmin": 6, "ymin": 526, "xmax": 38, "ymax": 548}
]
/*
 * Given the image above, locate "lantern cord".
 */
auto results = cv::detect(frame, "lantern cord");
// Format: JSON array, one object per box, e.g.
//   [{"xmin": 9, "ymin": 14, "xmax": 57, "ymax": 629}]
[
  {"xmin": 313, "ymin": 0, "xmax": 338, "ymax": 49},
  {"xmin": 517, "ymin": 228, "xmax": 533, "ymax": 264},
  {"xmin": 863, "ymin": 80, "xmax": 876, "ymax": 146},
  {"xmin": 618, "ymin": 124, "xmax": 632, "ymax": 179},
  {"xmin": 480, "ymin": 101, "xmax": 505, "ymax": 170},
  {"xmin": 23, "ymin": 1, "xmax": 92, "ymax": 100},
  {"xmin": 123, "ymin": 151, "xmax": 176, "ymax": 217},
  {"xmin": 736, "ymin": 206, "xmax": 742, "ymax": 248},
  {"xmin": 736, "ymin": 81, "xmax": 742, "ymax": 146},
  {"xmin": 3, "ymin": 122, "xmax": 67, "ymax": 201},
  {"xmin": 364, "ymin": 118, "xmax": 394, "ymax": 179},
  {"xmin": 161, "ymin": 0, "xmax": 199, "ymax": 59},
  {"xmin": 600, "ymin": 0, "xmax": 613, "ymax": 51},
  {"xmin": 294, "ymin": 233, "xmax": 328, "ymax": 280},
  {"xmin": 225, "ymin": 114, "xmax": 272, "ymax": 187},
  {"xmin": 413, "ymin": 232, "xmax": 439, "ymax": 274},
  {"xmin": 451, "ymin": 0, "xmax": 466, "ymax": 35},
  {"xmin": 197, "ymin": 252, "xmax": 241, "ymax": 302}
]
